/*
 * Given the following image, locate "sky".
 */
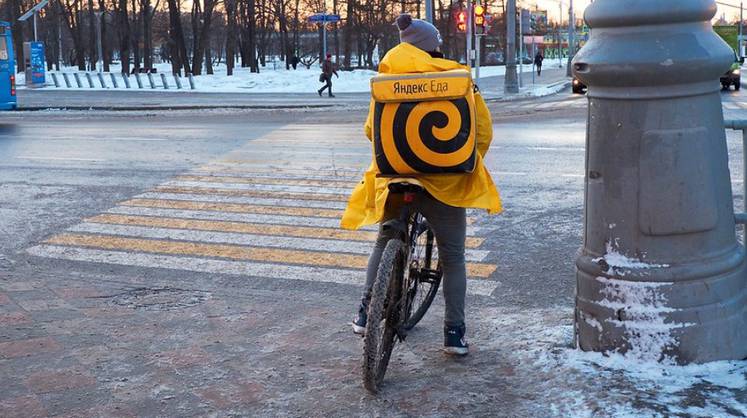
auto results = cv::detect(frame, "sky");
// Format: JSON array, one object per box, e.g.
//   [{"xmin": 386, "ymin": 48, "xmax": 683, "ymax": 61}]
[{"xmin": 529, "ymin": 0, "xmax": 743, "ymax": 23}]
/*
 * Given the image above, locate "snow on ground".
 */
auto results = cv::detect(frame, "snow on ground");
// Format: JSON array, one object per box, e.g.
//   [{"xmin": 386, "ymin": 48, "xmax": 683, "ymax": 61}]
[
  {"xmin": 477, "ymin": 307, "xmax": 747, "ymax": 417},
  {"xmin": 18, "ymin": 61, "xmax": 553, "ymax": 95}
]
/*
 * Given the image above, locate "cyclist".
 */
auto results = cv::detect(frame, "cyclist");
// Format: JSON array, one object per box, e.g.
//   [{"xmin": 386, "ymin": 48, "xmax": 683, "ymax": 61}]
[{"xmin": 341, "ymin": 14, "xmax": 502, "ymax": 356}]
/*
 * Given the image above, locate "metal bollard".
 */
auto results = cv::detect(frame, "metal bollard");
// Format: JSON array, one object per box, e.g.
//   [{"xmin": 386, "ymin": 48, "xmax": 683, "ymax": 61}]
[
  {"xmin": 134, "ymin": 73, "xmax": 143, "ymax": 89},
  {"xmin": 573, "ymin": 0, "xmax": 747, "ymax": 363},
  {"xmin": 173, "ymin": 73, "xmax": 182, "ymax": 89},
  {"xmin": 121, "ymin": 73, "xmax": 131, "ymax": 89},
  {"xmin": 73, "ymin": 73, "xmax": 82, "ymax": 88},
  {"xmin": 187, "ymin": 72, "xmax": 195, "ymax": 90},
  {"xmin": 50, "ymin": 72, "xmax": 59, "ymax": 87},
  {"xmin": 85, "ymin": 72, "xmax": 95, "ymax": 88},
  {"xmin": 97, "ymin": 72, "xmax": 107, "ymax": 88},
  {"xmin": 160, "ymin": 73, "xmax": 169, "ymax": 89},
  {"xmin": 62, "ymin": 72, "xmax": 71, "ymax": 88},
  {"xmin": 147, "ymin": 72, "xmax": 156, "ymax": 89},
  {"xmin": 110, "ymin": 73, "xmax": 118, "ymax": 88}
]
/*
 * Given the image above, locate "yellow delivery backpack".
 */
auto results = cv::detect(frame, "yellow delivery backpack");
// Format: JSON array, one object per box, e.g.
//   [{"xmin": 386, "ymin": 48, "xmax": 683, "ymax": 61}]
[{"xmin": 370, "ymin": 69, "xmax": 477, "ymax": 175}]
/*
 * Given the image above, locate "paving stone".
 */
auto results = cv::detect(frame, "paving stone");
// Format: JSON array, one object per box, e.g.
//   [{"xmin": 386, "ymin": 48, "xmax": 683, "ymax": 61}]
[
  {"xmin": 0, "ymin": 336, "xmax": 61, "ymax": 359},
  {"xmin": 14, "ymin": 298, "xmax": 73, "ymax": 312},
  {"xmin": 25, "ymin": 368, "xmax": 97, "ymax": 394},
  {"xmin": 0, "ymin": 311, "xmax": 31, "ymax": 326},
  {"xmin": 0, "ymin": 395, "xmax": 48, "ymax": 418}
]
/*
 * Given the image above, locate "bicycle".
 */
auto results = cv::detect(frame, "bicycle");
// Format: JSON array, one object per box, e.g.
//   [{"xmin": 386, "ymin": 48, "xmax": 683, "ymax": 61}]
[{"xmin": 362, "ymin": 178, "xmax": 443, "ymax": 393}]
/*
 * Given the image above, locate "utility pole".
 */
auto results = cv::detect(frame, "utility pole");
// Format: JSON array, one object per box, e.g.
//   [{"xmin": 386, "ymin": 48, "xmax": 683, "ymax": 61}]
[
  {"xmin": 740, "ymin": 2, "xmax": 743, "ymax": 59},
  {"xmin": 566, "ymin": 0, "xmax": 574, "ymax": 76},
  {"xmin": 95, "ymin": 11, "xmax": 103, "ymax": 72},
  {"xmin": 518, "ymin": 8, "xmax": 523, "ymax": 88},
  {"xmin": 58, "ymin": 13, "xmax": 63, "ymax": 70},
  {"xmin": 504, "ymin": 0, "xmax": 518, "ymax": 93},
  {"xmin": 466, "ymin": 0, "xmax": 473, "ymax": 67},
  {"xmin": 559, "ymin": 1, "xmax": 563, "ymax": 68},
  {"xmin": 475, "ymin": 0, "xmax": 481, "ymax": 83},
  {"xmin": 425, "ymin": 0, "xmax": 433, "ymax": 23}
]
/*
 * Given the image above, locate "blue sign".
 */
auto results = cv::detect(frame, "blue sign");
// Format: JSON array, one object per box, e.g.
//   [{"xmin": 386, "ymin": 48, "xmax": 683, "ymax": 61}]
[
  {"xmin": 29, "ymin": 41, "xmax": 44, "ymax": 85},
  {"xmin": 308, "ymin": 13, "xmax": 341, "ymax": 23}
]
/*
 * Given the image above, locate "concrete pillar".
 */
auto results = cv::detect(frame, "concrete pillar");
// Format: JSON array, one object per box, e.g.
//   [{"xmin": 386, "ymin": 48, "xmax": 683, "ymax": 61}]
[
  {"xmin": 504, "ymin": 0, "xmax": 519, "ymax": 94},
  {"xmin": 573, "ymin": 0, "xmax": 747, "ymax": 363}
]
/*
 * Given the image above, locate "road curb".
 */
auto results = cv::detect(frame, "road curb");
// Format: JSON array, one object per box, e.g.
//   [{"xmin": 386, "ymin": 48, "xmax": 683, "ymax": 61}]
[
  {"xmin": 483, "ymin": 79, "xmax": 571, "ymax": 103},
  {"xmin": 16, "ymin": 104, "xmax": 338, "ymax": 112}
]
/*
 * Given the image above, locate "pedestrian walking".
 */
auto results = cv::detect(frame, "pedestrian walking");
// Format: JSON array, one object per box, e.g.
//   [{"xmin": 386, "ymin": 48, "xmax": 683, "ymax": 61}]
[
  {"xmin": 318, "ymin": 54, "xmax": 339, "ymax": 98},
  {"xmin": 534, "ymin": 51, "xmax": 544, "ymax": 76}
]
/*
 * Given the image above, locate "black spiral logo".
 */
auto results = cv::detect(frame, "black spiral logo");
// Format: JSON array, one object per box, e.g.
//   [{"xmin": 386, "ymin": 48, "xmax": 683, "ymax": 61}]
[{"xmin": 374, "ymin": 98, "xmax": 476, "ymax": 174}]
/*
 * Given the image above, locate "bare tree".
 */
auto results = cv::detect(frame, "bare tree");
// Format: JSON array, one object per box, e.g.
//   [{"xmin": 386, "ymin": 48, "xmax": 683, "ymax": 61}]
[
  {"xmin": 190, "ymin": 0, "xmax": 216, "ymax": 74},
  {"xmin": 166, "ymin": 0, "xmax": 189, "ymax": 74},
  {"xmin": 225, "ymin": 0, "xmax": 238, "ymax": 74},
  {"xmin": 61, "ymin": 0, "xmax": 87, "ymax": 69},
  {"xmin": 113, "ymin": 0, "xmax": 130, "ymax": 72}
]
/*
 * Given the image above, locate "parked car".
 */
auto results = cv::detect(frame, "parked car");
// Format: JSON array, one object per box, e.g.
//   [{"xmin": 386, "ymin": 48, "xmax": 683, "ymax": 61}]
[
  {"xmin": 721, "ymin": 51, "xmax": 744, "ymax": 91},
  {"xmin": 572, "ymin": 76, "xmax": 587, "ymax": 94},
  {"xmin": 485, "ymin": 52, "xmax": 505, "ymax": 66}
]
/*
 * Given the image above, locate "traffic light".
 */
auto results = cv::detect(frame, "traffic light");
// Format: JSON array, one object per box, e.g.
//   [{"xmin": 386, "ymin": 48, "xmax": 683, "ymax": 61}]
[
  {"xmin": 456, "ymin": 10, "xmax": 467, "ymax": 32},
  {"xmin": 474, "ymin": 5, "xmax": 486, "ymax": 34}
]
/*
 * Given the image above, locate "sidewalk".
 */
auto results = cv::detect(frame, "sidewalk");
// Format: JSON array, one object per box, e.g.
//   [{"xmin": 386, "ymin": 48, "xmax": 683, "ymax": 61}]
[{"xmin": 479, "ymin": 67, "xmax": 571, "ymax": 100}]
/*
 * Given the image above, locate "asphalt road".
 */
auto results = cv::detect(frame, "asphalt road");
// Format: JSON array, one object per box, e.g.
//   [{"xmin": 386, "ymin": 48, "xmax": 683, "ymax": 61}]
[{"xmin": 0, "ymin": 89, "xmax": 746, "ymax": 416}]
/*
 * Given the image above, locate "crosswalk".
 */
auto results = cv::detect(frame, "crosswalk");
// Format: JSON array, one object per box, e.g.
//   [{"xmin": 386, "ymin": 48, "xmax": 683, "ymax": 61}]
[{"xmin": 27, "ymin": 125, "xmax": 501, "ymax": 297}]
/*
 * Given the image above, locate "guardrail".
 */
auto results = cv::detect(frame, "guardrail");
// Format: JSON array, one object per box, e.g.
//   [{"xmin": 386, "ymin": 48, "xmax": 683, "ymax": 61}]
[
  {"xmin": 45, "ymin": 71, "xmax": 196, "ymax": 90},
  {"xmin": 724, "ymin": 119, "xmax": 747, "ymax": 249}
]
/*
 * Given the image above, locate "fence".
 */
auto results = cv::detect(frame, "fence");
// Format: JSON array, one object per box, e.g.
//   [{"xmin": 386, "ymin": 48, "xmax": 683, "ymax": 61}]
[{"xmin": 45, "ymin": 71, "xmax": 196, "ymax": 90}]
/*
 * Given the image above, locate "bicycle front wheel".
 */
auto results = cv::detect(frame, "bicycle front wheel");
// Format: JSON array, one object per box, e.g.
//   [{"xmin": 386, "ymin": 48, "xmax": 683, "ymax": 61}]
[{"xmin": 362, "ymin": 238, "xmax": 405, "ymax": 393}]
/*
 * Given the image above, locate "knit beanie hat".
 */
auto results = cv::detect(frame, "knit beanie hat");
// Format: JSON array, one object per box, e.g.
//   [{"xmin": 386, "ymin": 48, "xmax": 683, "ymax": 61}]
[{"xmin": 395, "ymin": 14, "xmax": 442, "ymax": 52}]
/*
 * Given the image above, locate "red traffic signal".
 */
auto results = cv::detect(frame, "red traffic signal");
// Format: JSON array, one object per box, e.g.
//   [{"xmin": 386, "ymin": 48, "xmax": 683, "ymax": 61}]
[{"xmin": 456, "ymin": 10, "xmax": 467, "ymax": 32}]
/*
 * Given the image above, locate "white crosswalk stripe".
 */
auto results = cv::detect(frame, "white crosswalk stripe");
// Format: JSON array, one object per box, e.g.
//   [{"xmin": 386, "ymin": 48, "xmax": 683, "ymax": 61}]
[{"xmin": 27, "ymin": 124, "xmax": 500, "ymax": 294}]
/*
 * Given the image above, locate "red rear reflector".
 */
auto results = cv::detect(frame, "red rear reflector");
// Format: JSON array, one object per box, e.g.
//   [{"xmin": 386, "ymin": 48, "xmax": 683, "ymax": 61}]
[{"xmin": 10, "ymin": 75, "xmax": 15, "ymax": 96}]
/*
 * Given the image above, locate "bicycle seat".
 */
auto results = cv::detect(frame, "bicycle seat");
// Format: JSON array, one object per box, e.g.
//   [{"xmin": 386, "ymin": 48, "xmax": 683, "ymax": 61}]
[{"xmin": 382, "ymin": 177, "xmax": 426, "ymax": 195}]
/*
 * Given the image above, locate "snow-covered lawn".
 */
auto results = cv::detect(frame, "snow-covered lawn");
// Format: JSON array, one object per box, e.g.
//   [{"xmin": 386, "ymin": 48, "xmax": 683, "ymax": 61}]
[{"xmin": 18, "ymin": 61, "xmax": 526, "ymax": 94}]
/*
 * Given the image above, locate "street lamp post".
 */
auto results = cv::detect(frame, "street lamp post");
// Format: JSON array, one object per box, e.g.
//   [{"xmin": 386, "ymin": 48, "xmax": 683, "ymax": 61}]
[{"xmin": 573, "ymin": 0, "xmax": 747, "ymax": 363}]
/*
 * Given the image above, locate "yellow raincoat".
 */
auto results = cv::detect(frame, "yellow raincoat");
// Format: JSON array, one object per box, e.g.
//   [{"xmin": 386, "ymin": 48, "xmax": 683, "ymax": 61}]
[{"xmin": 340, "ymin": 43, "xmax": 502, "ymax": 230}]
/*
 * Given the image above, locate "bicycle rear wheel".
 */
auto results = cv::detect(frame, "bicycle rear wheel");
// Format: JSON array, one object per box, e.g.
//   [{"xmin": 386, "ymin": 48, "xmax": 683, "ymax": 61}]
[
  {"xmin": 362, "ymin": 239, "xmax": 405, "ymax": 393},
  {"xmin": 401, "ymin": 219, "xmax": 442, "ymax": 331}
]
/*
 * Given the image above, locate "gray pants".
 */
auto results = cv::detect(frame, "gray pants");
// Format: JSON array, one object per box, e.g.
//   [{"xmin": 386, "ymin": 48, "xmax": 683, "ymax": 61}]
[{"xmin": 361, "ymin": 194, "xmax": 467, "ymax": 328}]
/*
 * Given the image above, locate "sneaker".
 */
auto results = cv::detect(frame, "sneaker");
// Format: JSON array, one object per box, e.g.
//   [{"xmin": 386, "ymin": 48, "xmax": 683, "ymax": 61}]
[
  {"xmin": 329, "ymin": 94, "xmax": 336, "ymax": 98},
  {"xmin": 444, "ymin": 324, "xmax": 469, "ymax": 356},
  {"xmin": 352, "ymin": 306, "xmax": 367, "ymax": 335},
  {"xmin": 317, "ymin": 89, "xmax": 322, "ymax": 97}
]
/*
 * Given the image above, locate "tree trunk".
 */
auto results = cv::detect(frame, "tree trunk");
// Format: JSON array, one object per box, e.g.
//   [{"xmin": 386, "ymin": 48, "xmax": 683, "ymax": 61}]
[
  {"xmin": 247, "ymin": 0, "xmax": 257, "ymax": 72},
  {"xmin": 116, "ymin": 0, "xmax": 131, "ymax": 73},
  {"xmin": 191, "ymin": 0, "xmax": 215, "ymax": 75},
  {"xmin": 131, "ymin": 0, "xmax": 141, "ymax": 70},
  {"xmin": 342, "ymin": 0, "xmax": 353, "ymax": 69},
  {"xmin": 204, "ymin": 47, "xmax": 213, "ymax": 74},
  {"xmin": 98, "ymin": 0, "xmax": 110, "ymax": 71},
  {"xmin": 87, "ymin": 0, "xmax": 96, "ymax": 70},
  {"xmin": 333, "ymin": 0, "xmax": 339, "ymax": 64},
  {"xmin": 225, "ymin": 0, "xmax": 237, "ymax": 75},
  {"xmin": 167, "ymin": 0, "xmax": 189, "ymax": 74}
]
